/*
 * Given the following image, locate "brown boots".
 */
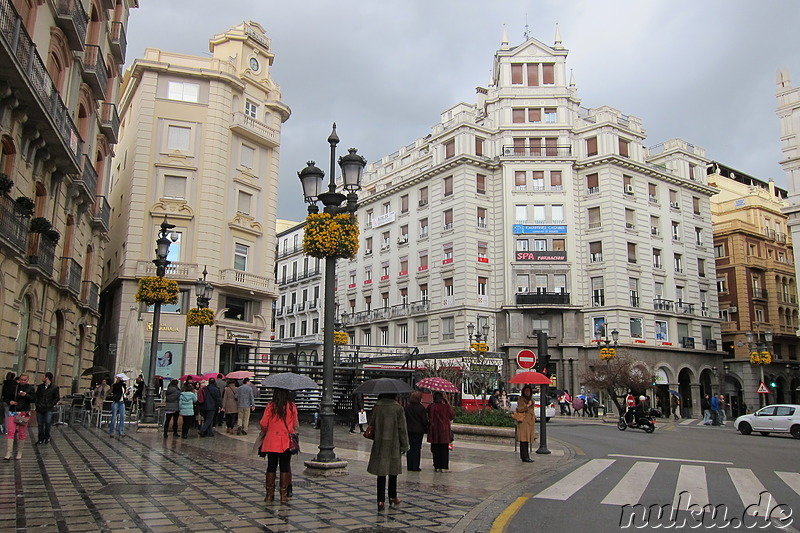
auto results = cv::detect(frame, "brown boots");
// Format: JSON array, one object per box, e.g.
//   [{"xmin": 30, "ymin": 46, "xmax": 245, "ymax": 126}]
[
  {"xmin": 279, "ymin": 472, "xmax": 291, "ymax": 503},
  {"xmin": 264, "ymin": 472, "xmax": 276, "ymax": 502}
]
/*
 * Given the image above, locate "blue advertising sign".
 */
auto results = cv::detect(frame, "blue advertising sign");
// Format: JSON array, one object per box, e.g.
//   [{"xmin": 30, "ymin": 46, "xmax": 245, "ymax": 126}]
[{"xmin": 513, "ymin": 224, "xmax": 568, "ymax": 235}]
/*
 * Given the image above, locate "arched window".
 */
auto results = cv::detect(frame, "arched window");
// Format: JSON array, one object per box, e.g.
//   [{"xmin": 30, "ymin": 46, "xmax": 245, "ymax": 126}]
[
  {"xmin": 14, "ymin": 295, "xmax": 31, "ymax": 373},
  {"xmin": 34, "ymin": 181, "xmax": 46, "ymax": 217},
  {"xmin": 1, "ymin": 135, "xmax": 16, "ymax": 176}
]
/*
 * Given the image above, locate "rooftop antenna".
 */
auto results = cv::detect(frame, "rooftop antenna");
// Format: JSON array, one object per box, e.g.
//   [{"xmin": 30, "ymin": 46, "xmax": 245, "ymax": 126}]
[{"xmin": 524, "ymin": 14, "xmax": 530, "ymax": 40}]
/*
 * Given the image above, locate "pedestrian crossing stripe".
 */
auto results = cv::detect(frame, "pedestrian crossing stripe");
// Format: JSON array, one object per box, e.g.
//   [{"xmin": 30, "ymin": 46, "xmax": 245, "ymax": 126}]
[{"xmin": 533, "ymin": 458, "xmax": 800, "ymax": 515}]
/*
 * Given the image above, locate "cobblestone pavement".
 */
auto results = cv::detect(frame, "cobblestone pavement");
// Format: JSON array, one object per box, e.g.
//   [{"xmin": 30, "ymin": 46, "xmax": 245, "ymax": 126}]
[{"xmin": 0, "ymin": 418, "xmax": 579, "ymax": 533}]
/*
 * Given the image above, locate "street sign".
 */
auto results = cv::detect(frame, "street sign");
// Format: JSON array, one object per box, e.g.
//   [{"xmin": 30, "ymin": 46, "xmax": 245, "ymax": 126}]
[
  {"xmin": 517, "ymin": 349, "xmax": 536, "ymax": 369},
  {"xmin": 757, "ymin": 381, "xmax": 770, "ymax": 394}
]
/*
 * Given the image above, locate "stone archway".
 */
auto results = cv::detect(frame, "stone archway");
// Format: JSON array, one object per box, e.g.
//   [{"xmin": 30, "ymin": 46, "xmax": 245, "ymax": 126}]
[
  {"xmin": 775, "ymin": 375, "xmax": 789, "ymax": 404},
  {"xmin": 699, "ymin": 368, "xmax": 715, "ymax": 397},
  {"xmin": 678, "ymin": 367, "xmax": 695, "ymax": 417},
  {"xmin": 723, "ymin": 374, "xmax": 744, "ymax": 417}
]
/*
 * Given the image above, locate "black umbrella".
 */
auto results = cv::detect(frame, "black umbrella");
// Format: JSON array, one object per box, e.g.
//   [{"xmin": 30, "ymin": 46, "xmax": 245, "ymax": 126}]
[
  {"xmin": 261, "ymin": 372, "xmax": 319, "ymax": 391},
  {"xmin": 353, "ymin": 378, "xmax": 413, "ymax": 395},
  {"xmin": 81, "ymin": 365, "xmax": 110, "ymax": 376}
]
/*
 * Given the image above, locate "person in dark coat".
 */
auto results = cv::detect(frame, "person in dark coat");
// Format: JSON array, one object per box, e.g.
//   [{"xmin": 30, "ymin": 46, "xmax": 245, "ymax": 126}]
[
  {"xmin": 1, "ymin": 372, "xmax": 16, "ymax": 435},
  {"xmin": 198, "ymin": 378, "xmax": 222, "ymax": 437},
  {"xmin": 367, "ymin": 393, "xmax": 409, "ymax": 511},
  {"xmin": 404, "ymin": 390, "xmax": 428, "ymax": 472},
  {"xmin": 34, "ymin": 371, "xmax": 60, "ymax": 444},
  {"xmin": 163, "ymin": 380, "xmax": 181, "ymax": 438},
  {"xmin": 427, "ymin": 391, "xmax": 455, "ymax": 472}
]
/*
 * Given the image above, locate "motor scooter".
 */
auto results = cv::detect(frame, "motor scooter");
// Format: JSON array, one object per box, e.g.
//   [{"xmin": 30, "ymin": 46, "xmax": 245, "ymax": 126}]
[{"xmin": 617, "ymin": 408, "xmax": 656, "ymax": 433}]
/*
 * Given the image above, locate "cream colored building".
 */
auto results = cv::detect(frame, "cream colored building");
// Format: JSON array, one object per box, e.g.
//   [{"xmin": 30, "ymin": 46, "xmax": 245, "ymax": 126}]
[
  {"xmin": 0, "ymin": 0, "xmax": 136, "ymax": 391},
  {"xmin": 99, "ymin": 22, "xmax": 289, "ymax": 379}
]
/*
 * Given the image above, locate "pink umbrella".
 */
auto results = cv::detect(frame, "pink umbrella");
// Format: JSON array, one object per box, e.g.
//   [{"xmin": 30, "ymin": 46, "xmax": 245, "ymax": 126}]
[
  {"xmin": 225, "ymin": 370, "xmax": 255, "ymax": 380},
  {"xmin": 201, "ymin": 372, "xmax": 223, "ymax": 381},
  {"xmin": 415, "ymin": 377, "xmax": 459, "ymax": 393},
  {"xmin": 179, "ymin": 374, "xmax": 202, "ymax": 382}
]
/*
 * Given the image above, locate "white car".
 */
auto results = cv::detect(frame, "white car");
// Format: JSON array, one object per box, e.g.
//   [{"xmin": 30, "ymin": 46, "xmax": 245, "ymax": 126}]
[
  {"xmin": 734, "ymin": 404, "xmax": 800, "ymax": 438},
  {"xmin": 507, "ymin": 392, "xmax": 556, "ymax": 421}
]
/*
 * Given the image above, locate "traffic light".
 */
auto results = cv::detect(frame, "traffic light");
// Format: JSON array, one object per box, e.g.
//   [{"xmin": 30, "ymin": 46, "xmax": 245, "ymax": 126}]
[{"xmin": 769, "ymin": 374, "xmax": 777, "ymax": 389}]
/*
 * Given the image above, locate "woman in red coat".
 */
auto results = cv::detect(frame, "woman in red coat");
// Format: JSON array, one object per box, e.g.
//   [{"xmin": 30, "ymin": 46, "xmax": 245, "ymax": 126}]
[
  {"xmin": 427, "ymin": 391, "xmax": 455, "ymax": 472},
  {"xmin": 259, "ymin": 388, "xmax": 298, "ymax": 503}
]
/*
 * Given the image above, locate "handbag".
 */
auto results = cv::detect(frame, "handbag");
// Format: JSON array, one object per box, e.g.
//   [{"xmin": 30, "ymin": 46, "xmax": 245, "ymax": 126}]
[
  {"xmin": 254, "ymin": 430, "xmax": 266, "ymax": 457},
  {"xmin": 512, "ymin": 411, "xmax": 525, "ymax": 422},
  {"xmin": 363, "ymin": 425, "xmax": 375, "ymax": 440},
  {"xmin": 283, "ymin": 419, "xmax": 299, "ymax": 455},
  {"xmin": 13, "ymin": 412, "xmax": 30, "ymax": 425}
]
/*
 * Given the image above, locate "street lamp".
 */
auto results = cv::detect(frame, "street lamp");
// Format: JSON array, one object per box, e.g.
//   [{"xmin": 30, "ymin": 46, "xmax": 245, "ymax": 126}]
[
  {"xmin": 596, "ymin": 328, "xmax": 619, "ymax": 360},
  {"xmin": 746, "ymin": 329, "xmax": 773, "ymax": 407},
  {"xmin": 194, "ymin": 267, "xmax": 214, "ymax": 375},
  {"xmin": 144, "ymin": 217, "xmax": 177, "ymax": 423},
  {"xmin": 467, "ymin": 322, "xmax": 490, "ymax": 354},
  {"xmin": 298, "ymin": 124, "xmax": 366, "ymax": 466}
]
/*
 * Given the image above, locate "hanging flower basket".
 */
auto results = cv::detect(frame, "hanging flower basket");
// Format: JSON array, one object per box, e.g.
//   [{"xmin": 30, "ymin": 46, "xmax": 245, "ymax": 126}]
[
  {"xmin": 303, "ymin": 212, "xmax": 359, "ymax": 259},
  {"xmin": 600, "ymin": 347, "xmax": 618, "ymax": 361},
  {"xmin": 333, "ymin": 331, "xmax": 349, "ymax": 345},
  {"xmin": 0, "ymin": 174, "xmax": 13, "ymax": 195},
  {"xmin": 750, "ymin": 350, "xmax": 772, "ymax": 365},
  {"xmin": 135, "ymin": 276, "xmax": 179, "ymax": 305},
  {"xmin": 29, "ymin": 216, "xmax": 52, "ymax": 233},
  {"xmin": 15, "ymin": 196, "xmax": 34, "ymax": 217},
  {"xmin": 186, "ymin": 307, "xmax": 215, "ymax": 327}
]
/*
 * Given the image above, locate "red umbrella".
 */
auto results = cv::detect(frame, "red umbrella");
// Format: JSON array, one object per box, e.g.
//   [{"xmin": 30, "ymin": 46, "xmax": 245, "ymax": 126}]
[
  {"xmin": 508, "ymin": 371, "xmax": 552, "ymax": 385},
  {"xmin": 415, "ymin": 377, "xmax": 459, "ymax": 393},
  {"xmin": 225, "ymin": 370, "xmax": 255, "ymax": 380},
  {"xmin": 201, "ymin": 372, "xmax": 223, "ymax": 381},
  {"xmin": 179, "ymin": 374, "xmax": 202, "ymax": 382}
]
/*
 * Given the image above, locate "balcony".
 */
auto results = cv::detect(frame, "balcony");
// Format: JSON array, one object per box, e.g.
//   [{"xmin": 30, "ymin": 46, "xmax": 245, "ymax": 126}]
[
  {"xmin": 219, "ymin": 268, "xmax": 277, "ymax": 295},
  {"xmin": 0, "ymin": 193, "xmax": 28, "ymax": 254},
  {"xmin": 99, "ymin": 102, "xmax": 120, "ymax": 143},
  {"xmin": 277, "ymin": 244, "xmax": 303, "ymax": 259},
  {"xmin": 26, "ymin": 234, "xmax": 56, "ymax": 276},
  {"xmin": 516, "ymin": 291, "xmax": 571, "ymax": 305},
  {"xmin": 109, "ymin": 21, "xmax": 126, "ymax": 63},
  {"xmin": 0, "ymin": 0, "xmax": 83, "ymax": 170},
  {"xmin": 653, "ymin": 298, "xmax": 674, "ymax": 312},
  {"xmin": 502, "ymin": 145, "xmax": 573, "ymax": 158},
  {"xmin": 136, "ymin": 260, "xmax": 199, "ymax": 281},
  {"xmin": 752, "ymin": 288, "xmax": 768, "ymax": 300},
  {"xmin": 339, "ymin": 300, "xmax": 429, "ymax": 326},
  {"xmin": 55, "ymin": 0, "xmax": 87, "ymax": 51},
  {"xmin": 80, "ymin": 44, "xmax": 108, "ymax": 101},
  {"xmin": 71, "ymin": 155, "xmax": 98, "ymax": 204},
  {"xmin": 92, "ymin": 196, "xmax": 110, "ymax": 232},
  {"xmin": 230, "ymin": 111, "xmax": 279, "ymax": 147},
  {"xmin": 59, "ymin": 257, "xmax": 82, "ymax": 295},
  {"xmin": 80, "ymin": 280, "xmax": 99, "ymax": 313},
  {"xmin": 675, "ymin": 302, "xmax": 695, "ymax": 315},
  {"xmin": 720, "ymin": 321, "xmax": 737, "ymax": 333}
]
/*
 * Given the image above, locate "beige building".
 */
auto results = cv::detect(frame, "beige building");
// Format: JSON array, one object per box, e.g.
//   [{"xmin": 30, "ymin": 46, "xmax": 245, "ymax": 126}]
[
  {"xmin": 709, "ymin": 162, "xmax": 799, "ymax": 410},
  {"xmin": 99, "ymin": 22, "xmax": 289, "ymax": 380},
  {"xmin": 0, "ymin": 0, "xmax": 136, "ymax": 391}
]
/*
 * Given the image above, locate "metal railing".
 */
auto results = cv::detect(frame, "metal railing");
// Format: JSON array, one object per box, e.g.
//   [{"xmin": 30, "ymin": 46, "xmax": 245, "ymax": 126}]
[
  {"xmin": 81, "ymin": 280, "xmax": 99, "ymax": 312},
  {"xmin": 653, "ymin": 298, "xmax": 674, "ymax": 311},
  {"xmin": 109, "ymin": 21, "xmax": 127, "ymax": 63},
  {"xmin": 502, "ymin": 145, "xmax": 572, "ymax": 157},
  {"xmin": 93, "ymin": 196, "xmax": 110, "ymax": 231},
  {"xmin": 99, "ymin": 102, "xmax": 120, "ymax": 143},
  {"xmin": 28, "ymin": 234, "xmax": 56, "ymax": 276},
  {"xmin": 81, "ymin": 44, "xmax": 107, "ymax": 100},
  {"xmin": 55, "ymin": 0, "xmax": 87, "ymax": 50},
  {"xmin": 339, "ymin": 299, "xmax": 430, "ymax": 326},
  {"xmin": 0, "ymin": 193, "xmax": 28, "ymax": 253},
  {"xmin": 516, "ymin": 292, "xmax": 571, "ymax": 305},
  {"xmin": 60, "ymin": 257, "xmax": 82, "ymax": 294}
]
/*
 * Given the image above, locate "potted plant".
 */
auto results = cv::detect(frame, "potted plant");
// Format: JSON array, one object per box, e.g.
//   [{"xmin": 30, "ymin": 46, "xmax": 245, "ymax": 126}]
[
  {"xmin": 44, "ymin": 228, "xmax": 60, "ymax": 243},
  {"xmin": 135, "ymin": 276, "xmax": 180, "ymax": 305},
  {"xmin": 0, "ymin": 174, "xmax": 12, "ymax": 195},
  {"xmin": 29, "ymin": 216, "xmax": 52, "ymax": 233},
  {"xmin": 15, "ymin": 196, "xmax": 34, "ymax": 217},
  {"xmin": 186, "ymin": 307, "xmax": 215, "ymax": 327}
]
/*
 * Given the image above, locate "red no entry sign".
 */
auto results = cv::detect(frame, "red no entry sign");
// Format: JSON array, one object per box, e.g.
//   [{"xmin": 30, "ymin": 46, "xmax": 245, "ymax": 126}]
[{"xmin": 517, "ymin": 349, "xmax": 536, "ymax": 369}]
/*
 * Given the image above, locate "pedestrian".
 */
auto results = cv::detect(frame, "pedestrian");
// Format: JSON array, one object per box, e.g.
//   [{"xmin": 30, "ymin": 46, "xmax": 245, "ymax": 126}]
[
  {"xmin": 5, "ymin": 374, "xmax": 33, "ymax": 460},
  {"xmin": 259, "ymin": 387, "xmax": 298, "ymax": 504},
  {"xmin": 163, "ymin": 380, "xmax": 181, "ymax": 438},
  {"xmin": 1, "ymin": 372, "xmax": 16, "ymax": 435},
  {"xmin": 132, "ymin": 374, "xmax": 145, "ymax": 408},
  {"xmin": 34, "ymin": 371, "xmax": 60, "ymax": 445},
  {"xmin": 670, "ymin": 394, "xmax": 680, "ymax": 420},
  {"xmin": 367, "ymin": 393, "xmax": 409, "ymax": 511},
  {"xmin": 701, "ymin": 394, "xmax": 711, "ymax": 425},
  {"xmin": 404, "ymin": 390, "xmax": 428, "ymax": 472},
  {"xmin": 236, "ymin": 377, "xmax": 255, "ymax": 435},
  {"xmin": 499, "ymin": 390, "xmax": 511, "ymax": 411},
  {"xmin": 179, "ymin": 382, "xmax": 197, "ymax": 438},
  {"xmin": 515, "ymin": 385, "xmax": 537, "ymax": 463},
  {"xmin": 94, "ymin": 377, "xmax": 110, "ymax": 411},
  {"xmin": 427, "ymin": 390, "xmax": 455, "ymax": 472},
  {"xmin": 108, "ymin": 374, "xmax": 127, "ymax": 438},
  {"xmin": 350, "ymin": 392, "xmax": 364, "ymax": 433},
  {"xmin": 719, "ymin": 394, "xmax": 727, "ymax": 425},
  {"xmin": 572, "ymin": 395, "xmax": 584, "ymax": 416},
  {"xmin": 489, "ymin": 389, "xmax": 501, "ymax": 410},
  {"xmin": 198, "ymin": 378, "xmax": 221, "ymax": 437},
  {"xmin": 222, "ymin": 379, "xmax": 239, "ymax": 434},
  {"xmin": 711, "ymin": 393, "xmax": 721, "ymax": 426}
]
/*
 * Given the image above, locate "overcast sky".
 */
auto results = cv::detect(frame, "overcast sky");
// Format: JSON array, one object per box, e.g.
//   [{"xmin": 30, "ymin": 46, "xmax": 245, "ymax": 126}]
[{"xmin": 126, "ymin": 1, "xmax": 800, "ymax": 221}]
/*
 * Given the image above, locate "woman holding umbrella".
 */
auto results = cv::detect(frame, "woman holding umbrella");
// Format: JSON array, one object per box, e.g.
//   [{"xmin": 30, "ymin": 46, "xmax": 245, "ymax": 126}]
[
  {"xmin": 259, "ymin": 387, "xmax": 298, "ymax": 504},
  {"xmin": 515, "ymin": 385, "xmax": 536, "ymax": 462},
  {"xmin": 427, "ymin": 391, "xmax": 455, "ymax": 472}
]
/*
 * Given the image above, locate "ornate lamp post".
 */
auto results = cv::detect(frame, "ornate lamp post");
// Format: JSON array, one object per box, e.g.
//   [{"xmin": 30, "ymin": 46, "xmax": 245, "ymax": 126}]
[
  {"xmin": 143, "ymin": 217, "xmax": 177, "ymax": 423},
  {"xmin": 596, "ymin": 328, "xmax": 619, "ymax": 361},
  {"xmin": 194, "ymin": 267, "xmax": 214, "ymax": 375},
  {"xmin": 746, "ymin": 330, "xmax": 773, "ymax": 407},
  {"xmin": 298, "ymin": 124, "xmax": 366, "ymax": 467},
  {"xmin": 467, "ymin": 322, "xmax": 490, "ymax": 354}
]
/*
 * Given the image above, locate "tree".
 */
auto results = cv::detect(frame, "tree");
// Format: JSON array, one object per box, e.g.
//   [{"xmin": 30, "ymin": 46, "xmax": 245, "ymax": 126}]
[{"xmin": 580, "ymin": 356, "xmax": 654, "ymax": 415}]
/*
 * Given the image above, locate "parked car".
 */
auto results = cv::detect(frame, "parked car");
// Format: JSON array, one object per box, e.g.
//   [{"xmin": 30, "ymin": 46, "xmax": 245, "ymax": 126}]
[
  {"xmin": 507, "ymin": 392, "xmax": 556, "ymax": 421},
  {"xmin": 734, "ymin": 404, "xmax": 800, "ymax": 438}
]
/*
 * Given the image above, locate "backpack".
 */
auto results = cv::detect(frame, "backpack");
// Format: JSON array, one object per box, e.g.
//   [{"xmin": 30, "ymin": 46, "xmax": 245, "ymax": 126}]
[{"xmin": 197, "ymin": 387, "xmax": 206, "ymax": 405}]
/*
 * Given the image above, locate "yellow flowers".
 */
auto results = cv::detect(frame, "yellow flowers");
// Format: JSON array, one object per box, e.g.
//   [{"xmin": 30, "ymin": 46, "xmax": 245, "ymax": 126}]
[
  {"xmin": 187, "ymin": 307, "xmax": 215, "ymax": 327},
  {"xmin": 135, "ymin": 276, "xmax": 179, "ymax": 305},
  {"xmin": 600, "ymin": 347, "xmax": 617, "ymax": 361},
  {"xmin": 334, "ymin": 331, "xmax": 349, "ymax": 345},
  {"xmin": 303, "ymin": 213, "xmax": 360, "ymax": 259},
  {"xmin": 470, "ymin": 342, "xmax": 489, "ymax": 354},
  {"xmin": 750, "ymin": 350, "xmax": 772, "ymax": 365}
]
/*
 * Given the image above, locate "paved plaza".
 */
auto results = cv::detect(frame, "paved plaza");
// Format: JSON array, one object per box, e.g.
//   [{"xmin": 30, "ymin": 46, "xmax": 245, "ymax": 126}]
[{"xmin": 0, "ymin": 418, "xmax": 580, "ymax": 533}]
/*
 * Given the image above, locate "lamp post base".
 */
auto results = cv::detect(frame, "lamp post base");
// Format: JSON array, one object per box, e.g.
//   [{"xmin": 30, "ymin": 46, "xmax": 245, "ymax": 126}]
[{"xmin": 303, "ymin": 459, "xmax": 349, "ymax": 477}]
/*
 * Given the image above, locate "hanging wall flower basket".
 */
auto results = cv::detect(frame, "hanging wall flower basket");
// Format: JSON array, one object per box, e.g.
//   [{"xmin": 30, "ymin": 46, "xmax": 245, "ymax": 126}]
[
  {"xmin": 135, "ymin": 276, "xmax": 180, "ymax": 305},
  {"xmin": 333, "ymin": 331, "xmax": 349, "ymax": 345},
  {"xmin": 186, "ymin": 307, "xmax": 215, "ymax": 327},
  {"xmin": 15, "ymin": 196, "xmax": 34, "ymax": 216},
  {"xmin": 29, "ymin": 216, "xmax": 52, "ymax": 233},
  {"xmin": 303, "ymin": 212, "xmax": 360, "ymax": 259},
  {"xmin": 750, "ymin": 350, "xmax": 772, "ymax": 365},
  {"xmin": 0, "ymin": 174, "xmax": 13, "ymax": 195}
]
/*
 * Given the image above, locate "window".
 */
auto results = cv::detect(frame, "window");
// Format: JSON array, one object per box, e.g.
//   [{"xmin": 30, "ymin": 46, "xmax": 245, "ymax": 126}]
[
  {"xmin": 418, "ymin": 252, "xmax": 428, "ymax": 271},
  {"xmin": 655, "ymin": 320, "xmax": 668, "ymax": 341},
  {"xmin": 533, "ymin": 205, "xmax": 545, "ymax": 224},
  {"xmin": 476, "ymin": 174, "xmax": 486, "ymax": 194},
  {"xmin": 627, "ymin": 242, "xmax": 637, "ymax": 263},
  {"xmin": 241, "ymin": 144, "xmax": 255, "ymax": 169},
  {"xmin": 419, "ymin": 283, "xmax": 428, "ymax": 301},
  {"xmin": 234, "ymin": 243, "xmax": 248, "ymax": 271},
  {"xmin": 542, "ymin": 64, "xmax": 555, "ymax": 84},
  {"xmin": 717, "ymin": 276, "xmax": 728, "ymax": 293},
  {"xmin": 443, "ymin": 209, "xmax": 453, "ymax": 230},
  {"xmin": 544, "ymin": 108, "xmax": 557, "ymax": 123},
  {"xmin": 513, "ymin": 109, "xmax": 525, "ymax": 123},
  {"xmin": 650, "ymin": 215, "xmax": 660, "ymax": 236},
  {"xmin": 237, "ymin": 191, "xmax": 252, "ymax": 214},
  {"xmin": 591, "ymin": 276, "xmax": 604, "ymax": 306},
  {"xmin": 623, "ymin": 175, "xmax": 633, "ymax": 194},
  {"xmin": 478, "ymin": 242, "xmax": 488, "ymax": 261},
  {"xmin": 398, "ymin": 323, "xmax": 408, "ymax": 344},
  {"xmin": 416, "ymin": 320, "xmax": 429, "ymax": 342},
  {"xmin": 224, "ymin": 296, "xmax": 251, "ymax": 321},
  {"xmin": 517, "ymin": 239, "xmax": 529, "ymax": 251},
  {"xmin": 532, "ymin": 171, "xmax": 545, "ymax": 191},
  {"xmin": 593, "ymin": 316, "xmax": 607, "ymax": 338},
  {"xmin": 534, "ymin": 239, "xmax": 547, "ymax": 251},
  {"xmin": 586, "ymin": 137, "xmax": 598, "ymax": 157},
  {"xmin": 588, "ymin": 207, "xmax": 601, "ymax": 229},
  {"xmin": 669, "ymin": 189, "xmax": 679, "ymax": 209},
  {"xmin": 400, "ymin": 194, "xmax": 409, "ymax": 213},
  {"xmin": 167, "ymin": 81, "xmax": 200, "ymax": 102},
  {"xmin": 553, "ymin": 239, "xmax": 565, "ymax": 251},
  {"xmin": 552, "ymin": 205, "xmax": 564, "ymax": 224},
  {"xmin": 629, "ymin": 278, "xmax": 640, "ymax": 307},
  {"xmin": 382, "ymin": 202, "xmax": 391, "ymax": 215},
  {"xmin": 674, "ymin": 253, "xmax": 683, "ymax": 273},
  {"xmin": 527, "ymin": 64, "xmax": 540, "ymax": 86},
  {"xmin": 441, "ymin": 317, "xmax": 455, "ymax": 340},
  {"xmin": 364, "ymin": 237, "xmax": 373, "ymax": 255},
  {"xmin": 692, "ymin": 197, "xmax": 701, "ymax": 215},
  {"xmin": 244, "ymin": 100, "xmax": 258, "ymax": 119},
  {"xmin": 649, "ymin": 183, "xmax": 658, "ymax": 203},
  {"xmin": 381, "ymin": 291, "xmax": 389, "ymax": 308},
  {"xmin": 695, "ymin": 227, "xmax": 703, "ymax": 246},
  {"xmin": 365, "ymin": 267, "xmax": 372, "ymax": 283},
  {"xmin": 630, "ymin": 317, "xmax": 643, "ymax": 338},
  {"xmin": 444, "ymin": 139, "xmax": 455, "ymax": 159},
  {"xmin": 586, "ymin": 173, "xmax": 599, "ymax": 194},
  {"xmin": 477, "ymin": 207, "xmax": 487, "ymax": 228},
  {"xmin": 362, "ymin": 329, "xmax": 372, "ymax": 346},
  {"xmin": 618, "ymin": 138, "xmax": 630, "ymax": 157},
  {"xmin": 511, "ymin": 64, "xmax": 523, "ymax": 84},
  {"xmin": 382, "ymin": 231, "xmax": 390, "ymax": 250},
  {"xmin": 399, "ymin": 258, "xmax": 408, "ymax": 276},
  {"xmin": 475, "ymin": 137, "xmax": 484, "ymax": 156},
  {"xmin": 164, "ymin": 175, "xmax": 186, "ymax": 199},
  {"xmin": 167, "ymin": 125, "xmax": 190, "ymax": 151},
  {"xmin": 477, "ymin": 276, "xmax": 487, "ymax": 296},
  {"xmin": 625, "ymin": 208, "xmax": 635, "ymax": 229},
  {"xmin": 515, "ymin": 171, "xmax": 527, "ymax": 190},
  {"xmin": 653, "ymin": 248, "xmax": 662, "ymax": 269},
  {"xmin": 419, "ymin": 187, "xmax": 429, "ymax": 206},
  {"xmin": 550, "ymin": 171, "xmax": 562, "ymax": 190},
  {"xmin": 364, "ymin": 295, "xmax": 372, "ymax": 311},
  {"xmin": 714, "ymin": 243, "xmax": 726, "ymax": 257},
  {"xmin": 529, "ymin": 108, "xmax": 542, "ymax": 122},
  {"xmin": 443, "ymin": 243, "xmax": 454, "ymax": 261},
  {"xmin": 443, "ymin": 175, "xmax": 453, "ymax": 196},
  {"xmin": 516, "ymin": 274, "xmax": 529, "ymax": 293},
  {"xmin": 381, "ymin": 264, "xmax": 390, "ymax": 280},
  {"xmin": 589, "ymin": 241, "xmax": 602, "ymax": 263},
  {"xmin": 399, "ymin": 287, "xmax": 408, "ymax": 304},
  {"xmin": 444, "ymin": 278, "xmax": 454, "ymax": 296},
  {"xmin": 400, "ymin": 224, "xmax": 409, "ymax": 241},
  {"xmin": 672, "ymin": 221, "xmax": 681, "ymax": 241},
  {"xmin": 419, "ymin": 218, "xmax": 429, "ymax": 238}
]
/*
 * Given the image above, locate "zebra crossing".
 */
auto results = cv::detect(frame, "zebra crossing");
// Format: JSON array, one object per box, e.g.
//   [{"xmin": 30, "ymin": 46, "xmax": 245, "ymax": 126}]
[{"xmin": 533, "ymin": 456, "xmax": 800, "ymax": 517}]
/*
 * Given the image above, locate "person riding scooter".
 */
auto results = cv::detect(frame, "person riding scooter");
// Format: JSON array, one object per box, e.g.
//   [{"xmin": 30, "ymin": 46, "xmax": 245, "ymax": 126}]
[{"xmin": 625, "ymin": 396, "xmax": 648, "ymax": 426}]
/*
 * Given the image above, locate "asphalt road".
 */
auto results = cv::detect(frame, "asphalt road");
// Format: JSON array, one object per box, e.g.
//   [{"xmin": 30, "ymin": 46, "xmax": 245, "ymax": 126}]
[{"xmin": 502, "ymin": 418, "xmax": 800, "ymax": 532}]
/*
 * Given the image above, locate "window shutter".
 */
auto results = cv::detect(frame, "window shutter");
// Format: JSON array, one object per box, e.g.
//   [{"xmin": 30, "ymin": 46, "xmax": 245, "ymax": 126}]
[{"xmin": 526, "ymin": 63, "xmax": 539, "ymax": 86}]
